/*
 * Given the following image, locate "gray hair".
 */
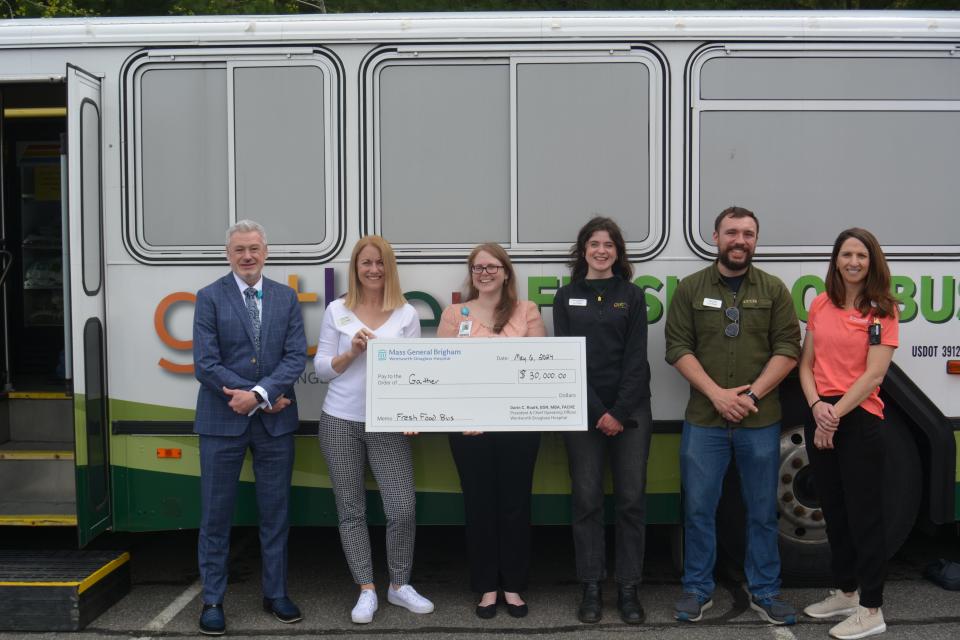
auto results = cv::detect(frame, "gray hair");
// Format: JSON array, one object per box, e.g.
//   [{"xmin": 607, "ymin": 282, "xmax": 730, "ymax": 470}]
[{"xmin": 226, "ymin": 219, "xmax": 267, "ymax": 246}]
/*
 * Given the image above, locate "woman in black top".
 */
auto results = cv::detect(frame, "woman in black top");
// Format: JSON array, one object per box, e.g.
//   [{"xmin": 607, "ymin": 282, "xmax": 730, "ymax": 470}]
[{"xmin": 553, "ymin": 216, "xmax": 652, "ymax": 625}]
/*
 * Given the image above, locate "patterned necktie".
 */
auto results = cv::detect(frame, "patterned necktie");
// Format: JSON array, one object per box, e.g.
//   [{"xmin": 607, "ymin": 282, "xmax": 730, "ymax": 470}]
[{"xmin": 244, "ymin": 287, "xmax": 261, "ymax": 353}]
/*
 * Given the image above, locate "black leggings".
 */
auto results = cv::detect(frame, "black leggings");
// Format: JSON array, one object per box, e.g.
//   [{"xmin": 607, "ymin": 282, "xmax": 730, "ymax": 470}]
[{"xmin": 805, "ymin": 401, "xmax": 886, "ymax": 608}]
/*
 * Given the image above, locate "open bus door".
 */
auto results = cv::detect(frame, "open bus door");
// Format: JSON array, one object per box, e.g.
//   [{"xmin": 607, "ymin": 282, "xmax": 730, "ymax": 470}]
[{"xmin": 66, "ymin": 65, "xmax": 109, "ymax": 546}]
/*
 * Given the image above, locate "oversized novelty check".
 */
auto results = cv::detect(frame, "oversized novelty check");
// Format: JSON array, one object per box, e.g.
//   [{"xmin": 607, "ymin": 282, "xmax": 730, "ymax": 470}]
[{"xmin": 365, "ymin": 337, "xmax": 587, "ymax": 432}]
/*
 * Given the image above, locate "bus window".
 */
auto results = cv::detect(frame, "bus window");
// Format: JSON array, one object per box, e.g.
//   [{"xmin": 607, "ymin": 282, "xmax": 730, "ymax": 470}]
[
  {"xmin": 377, "ymin": 62, "xmax": 511, "ymax": 246},
  {"xmin": 516, "ymin": 60, "xmax": 651, "ymax": 245},
  {"xmin": 81, "ymin": 99, "xmax": 103, "ymax": 295},
  {"xmin": 124, "ymin": 49, "xmax": 343, "ymax": 262},
  {"xmin": 233, "ymin": 66, "xmax": 327, "ymax": 247},
  {"xmin": 690, "ymin": 47, "xmax": 960, "ymax": 257},
  {"xmin": 140, "ymin": 66, "xmax": 228, "ymax": 247},
  {"xmin": 700, "ymin": 56, "xmax": 960, "ymax": 101},
  {"xmin": 365, "ymin": 46, "xmax": 665, "ymax": 259}
]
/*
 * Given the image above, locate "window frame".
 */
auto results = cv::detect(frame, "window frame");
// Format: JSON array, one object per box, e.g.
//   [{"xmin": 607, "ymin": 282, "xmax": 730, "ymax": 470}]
[
  {"xmin": 687, "ymin": 43, "xmax": 960, "ymax": 261},
  {"xmin": 122, "ymin": 47, "xmax": 345, "ymax": 264},
  {"xmin": 361, "ymin": 44, "xmax": 667, "ymax": 263}
]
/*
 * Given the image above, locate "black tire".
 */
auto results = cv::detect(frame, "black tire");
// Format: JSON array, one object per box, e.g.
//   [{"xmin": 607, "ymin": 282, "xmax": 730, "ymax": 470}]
[{"xmin": 717, "ymin": 377, "xmax": 922, "ymax": 586}]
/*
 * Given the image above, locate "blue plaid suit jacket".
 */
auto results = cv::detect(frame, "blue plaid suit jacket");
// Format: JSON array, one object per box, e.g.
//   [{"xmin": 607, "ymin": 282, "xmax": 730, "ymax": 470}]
[{"xmin": 193, "ymin": 273, "xmax": 307, "ymax": 437}]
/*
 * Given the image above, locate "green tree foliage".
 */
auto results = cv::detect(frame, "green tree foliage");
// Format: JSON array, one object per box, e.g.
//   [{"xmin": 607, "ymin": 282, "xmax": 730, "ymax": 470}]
[
  {"xmin": 5, "ymin": 0, "xmax": 101, "ymax": 17},
  {"xmin": 3, "ymin": 0, "xmax": 957, "ymax": 18}
]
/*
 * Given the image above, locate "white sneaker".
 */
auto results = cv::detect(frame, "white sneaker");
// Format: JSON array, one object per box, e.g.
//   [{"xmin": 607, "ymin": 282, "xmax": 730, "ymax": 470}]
[
  {"xmin": 351, "ymin": 589, "xmax": 378, "ymax": 624},
  {"xmin": 387, "ymin": 584, "xmax": 435, "ymax": 614},
  {"xmin": 805, "ymin": 590, "xmax": 860, "ymax": 618},
  {"xmin": 829, "ymin": 606, "xmax": 886, "ymax": 640}
]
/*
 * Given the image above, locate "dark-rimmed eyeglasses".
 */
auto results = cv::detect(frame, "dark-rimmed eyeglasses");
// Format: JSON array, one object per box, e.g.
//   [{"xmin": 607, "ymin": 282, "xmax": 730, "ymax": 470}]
[
  {"xmin": 724, "ymin": 307, "xmax": 740, "ymax": 338},
  {"xmin": 470, "ymin": 264, "xmax": 504, "ymax": 275}
]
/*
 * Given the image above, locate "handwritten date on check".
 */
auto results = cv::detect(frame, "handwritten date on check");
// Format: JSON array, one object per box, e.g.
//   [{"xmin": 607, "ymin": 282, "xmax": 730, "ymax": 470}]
[{"xmin": 365, "ymin": 337, "xmax": 588, "ymax": 432}]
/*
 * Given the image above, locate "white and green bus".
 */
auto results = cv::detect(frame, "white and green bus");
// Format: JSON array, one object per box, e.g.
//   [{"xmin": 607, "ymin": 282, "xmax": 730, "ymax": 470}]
[{"xmin": 0, "ymin": 11, "xmax": 957, "ymax": 583}]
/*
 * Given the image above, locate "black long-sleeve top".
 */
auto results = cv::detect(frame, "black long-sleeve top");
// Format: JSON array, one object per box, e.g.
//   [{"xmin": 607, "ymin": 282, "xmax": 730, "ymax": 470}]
[{"xmin": 553, "ymin": 277, "xmax": 651, "ymax": 429}]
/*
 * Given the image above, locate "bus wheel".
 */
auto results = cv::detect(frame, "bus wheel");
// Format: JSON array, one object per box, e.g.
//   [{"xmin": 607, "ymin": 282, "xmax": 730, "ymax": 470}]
[{"xmin": 717, "ymin": 380, "xmax": 922, "ymax": 586}]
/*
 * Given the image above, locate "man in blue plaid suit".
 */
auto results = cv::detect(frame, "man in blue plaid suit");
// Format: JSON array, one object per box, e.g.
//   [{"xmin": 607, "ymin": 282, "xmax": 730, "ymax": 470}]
[{"xmin": 193, "ymin": 220, "xmax": 307, "ymax": 635}]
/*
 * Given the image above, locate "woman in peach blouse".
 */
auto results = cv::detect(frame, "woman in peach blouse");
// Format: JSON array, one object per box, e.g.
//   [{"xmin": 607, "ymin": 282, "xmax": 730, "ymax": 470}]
[{"xmin": 437, "ymin": 243, "xmax": 546, "ymax": 620}]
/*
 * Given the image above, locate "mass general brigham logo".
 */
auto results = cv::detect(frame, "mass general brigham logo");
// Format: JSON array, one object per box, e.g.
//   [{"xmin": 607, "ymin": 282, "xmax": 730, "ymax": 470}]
[{"xmin": 377, "ymin": 350, "xmax": 387, "ymax": 361}]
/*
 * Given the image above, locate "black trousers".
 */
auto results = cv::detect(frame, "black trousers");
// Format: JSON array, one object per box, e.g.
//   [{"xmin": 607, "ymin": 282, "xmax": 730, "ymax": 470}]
[
  {"xmin": 805, "ymin": 403, "xmax": 887, "ymax": 608},
  {"xmin": 448, "ymin": 431, "xmax": 541, "ymax": 593}
]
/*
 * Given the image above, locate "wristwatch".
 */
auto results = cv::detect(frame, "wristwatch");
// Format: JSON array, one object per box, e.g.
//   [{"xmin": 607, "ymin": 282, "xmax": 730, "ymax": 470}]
[
  {"xmin": 252, "ymin": 390, "xmax": 264, "ymax": 404},
  {"xmin": 742, "ymin": 389, "xmax": 759, "ymax": 406}
]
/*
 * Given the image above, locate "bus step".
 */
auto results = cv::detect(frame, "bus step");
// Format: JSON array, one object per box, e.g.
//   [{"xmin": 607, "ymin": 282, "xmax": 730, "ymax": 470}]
[
  {"xmin": 0, "ymin": 550, "xmax": 130, "ymax": 631},
  {"xmin": 3, "ymin": 395, "xmax": 73, "ymax": 443},
  {"xmin": 0, "ymin": 446, "xmax": 76, "ymax": 523}
]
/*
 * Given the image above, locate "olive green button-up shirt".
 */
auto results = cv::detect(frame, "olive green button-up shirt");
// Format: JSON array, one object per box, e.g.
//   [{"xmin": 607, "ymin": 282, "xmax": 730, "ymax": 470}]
[{"xmin": 665, "ymin": 263, "xmax": 801, "ymax": 428}]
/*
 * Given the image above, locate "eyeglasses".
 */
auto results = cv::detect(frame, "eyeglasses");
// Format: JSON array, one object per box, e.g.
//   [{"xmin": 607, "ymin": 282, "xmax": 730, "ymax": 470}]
[
  {"xmin": 470, "ymin": 264, "xmax": 504, "ymax": 275},
  {"xmin": 724, "ymin": 307, "xmax": 740, "ymax": 338}
]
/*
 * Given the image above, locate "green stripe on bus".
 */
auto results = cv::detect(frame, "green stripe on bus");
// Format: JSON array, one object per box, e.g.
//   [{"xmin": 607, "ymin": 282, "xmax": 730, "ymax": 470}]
[
  {"xmin": 108, "ymin": 428, "xmax": 680, "ymax": 495},
  {"xmin": 110, "ymin": 466, "xmax": 681, "ymax": 531},
  {"xmin": 109, "ymin": 398, "xmax": 196, "ymax": 421},
  {"xmin": 956, "ymin": 483, "xmax": 960, "ymax": 522}
]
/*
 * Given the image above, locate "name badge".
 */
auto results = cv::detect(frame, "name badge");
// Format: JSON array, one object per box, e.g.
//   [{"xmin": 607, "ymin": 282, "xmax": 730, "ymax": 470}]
[
  {"xmin": 702, "ymin": 297, "xmax": 722, "ymax": 309},
  {"xmin": 337, "ymin": 315, "xmax": 355, "ymax": 327},
  {"xmin": 458, "ymin": 320, "xmax": 473, "ymax": 337},
  {"xmin": 569, "ymin": 298, "xmax": 587, "ymax": 307}
]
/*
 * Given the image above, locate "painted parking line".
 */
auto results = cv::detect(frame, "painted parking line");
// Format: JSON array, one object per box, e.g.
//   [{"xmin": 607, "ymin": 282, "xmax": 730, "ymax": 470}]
[
  {"xmin": 771, "ymin": 626, "xmax": 798, "ymax": 640},
  {"xmin": 142, "ymin": 581, "xmax": 202, "ymax": 632},
  {"xmin": 137, "ymin": 532, "xmax": 256, "ymax": 634}
]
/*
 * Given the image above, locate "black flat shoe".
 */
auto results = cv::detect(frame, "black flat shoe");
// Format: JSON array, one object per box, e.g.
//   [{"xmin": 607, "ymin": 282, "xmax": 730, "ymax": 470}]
[
  {"xmin": 475, "ymin": 602, "xmax": 497, "ymax": 619},
  {"xmin": 506, "ymin": 602, "xmax": 528, "ymax": 618}
]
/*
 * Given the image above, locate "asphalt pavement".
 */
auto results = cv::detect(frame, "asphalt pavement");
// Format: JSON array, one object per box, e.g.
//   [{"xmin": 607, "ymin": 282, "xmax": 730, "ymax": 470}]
[{"xmin": 2, "ymin": 523, "xmax": 959, "ymax": 639}]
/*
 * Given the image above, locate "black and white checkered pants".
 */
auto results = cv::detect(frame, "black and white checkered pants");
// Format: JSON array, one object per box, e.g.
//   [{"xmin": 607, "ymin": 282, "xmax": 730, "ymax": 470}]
[{"xmin": 318, "ymin": 411, "xmax": 416, "ymax": 586}]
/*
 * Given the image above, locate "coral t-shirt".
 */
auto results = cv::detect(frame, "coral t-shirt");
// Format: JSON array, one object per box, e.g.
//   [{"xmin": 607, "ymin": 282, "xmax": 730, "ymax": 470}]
[{"xmin": 807, "ymin": 292, "xmax": 899, "ymax": 418}]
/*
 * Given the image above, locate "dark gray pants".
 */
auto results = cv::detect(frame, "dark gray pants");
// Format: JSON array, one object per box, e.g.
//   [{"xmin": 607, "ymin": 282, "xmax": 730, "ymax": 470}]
[{"xmin": 563, "ymin": 419, "xmax": 652, "ymax": 585}]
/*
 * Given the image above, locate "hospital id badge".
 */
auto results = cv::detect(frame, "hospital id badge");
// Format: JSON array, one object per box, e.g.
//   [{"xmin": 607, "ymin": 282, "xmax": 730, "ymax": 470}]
[
  {"xmin": 458, "ymin": 320, "xmax": 473, "ymax": 337},
  {"xmin": 868, "ymin": 319, "xmax": 881, "ymax": 345}
]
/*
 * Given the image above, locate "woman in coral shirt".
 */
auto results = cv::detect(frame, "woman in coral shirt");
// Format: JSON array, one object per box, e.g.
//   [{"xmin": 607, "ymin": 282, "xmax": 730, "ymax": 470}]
[{"xmin": 799, "ymin": 228, "xmax": 898, "ymax": 640}]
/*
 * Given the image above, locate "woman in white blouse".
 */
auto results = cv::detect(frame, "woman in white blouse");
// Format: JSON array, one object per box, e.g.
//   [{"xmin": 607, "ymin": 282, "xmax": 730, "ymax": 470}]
[{"xmin": 314, "ymin": 235, "xmax": 433, "ymax": 624}]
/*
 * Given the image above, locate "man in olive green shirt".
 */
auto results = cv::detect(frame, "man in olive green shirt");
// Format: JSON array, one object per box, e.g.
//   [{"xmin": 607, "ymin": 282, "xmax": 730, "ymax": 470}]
[{"xmin": 665, "ymin": 207, "xmax": 801, "ymax": 626}]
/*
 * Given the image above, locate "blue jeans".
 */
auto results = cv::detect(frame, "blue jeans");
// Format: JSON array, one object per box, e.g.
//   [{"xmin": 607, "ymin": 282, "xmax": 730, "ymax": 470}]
[{"xmin": 680, "ymin": 421, "xmax": 781, "ymax": 600}]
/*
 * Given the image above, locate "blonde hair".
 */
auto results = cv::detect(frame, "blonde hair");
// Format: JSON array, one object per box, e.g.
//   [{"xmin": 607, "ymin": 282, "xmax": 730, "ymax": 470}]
[{"xmin": 344, "ymin": 235, "xmax": 406, "ymax": 311}]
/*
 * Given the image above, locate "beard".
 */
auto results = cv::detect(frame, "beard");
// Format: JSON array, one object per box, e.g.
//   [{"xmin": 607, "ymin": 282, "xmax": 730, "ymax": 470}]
[{"xmin": 718, "ymin": 244, "xmax": 753, "ymax": 272}]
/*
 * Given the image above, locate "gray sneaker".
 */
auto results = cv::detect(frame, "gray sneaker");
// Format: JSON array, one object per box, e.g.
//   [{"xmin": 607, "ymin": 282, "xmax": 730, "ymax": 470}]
[
  {"xmin": 829, "ymin": 606, "xmax": 886, "ymax": 639},
  {"xmin": 750, "ymin": 594, "xmax": 798, "ymax": 625},
  {"xmin": 674, "ymin": 592, "xmax": 713, "ymax": 622},
  {"xmin": 805, "ymin": 590, "xmax": 860, "ymax": 619}
]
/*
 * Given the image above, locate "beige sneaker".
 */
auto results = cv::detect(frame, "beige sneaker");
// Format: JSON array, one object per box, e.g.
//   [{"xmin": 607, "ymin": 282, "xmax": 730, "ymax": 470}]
[
  {"xmin": 829, "ymin": 606, "xmax": 886, "ymax": 640},
  {"xmin": 805, "ymin": 590, "xmax": 860, "ymax": 618}
]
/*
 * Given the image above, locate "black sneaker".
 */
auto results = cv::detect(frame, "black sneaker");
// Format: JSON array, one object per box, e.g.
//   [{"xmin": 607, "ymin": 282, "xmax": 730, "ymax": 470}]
[
  {"xmin": 750, "ymin": 594, "xmax": 798, "ymax": 625},
  {"xmin": 674, "ymin": 592, "xmax": 713, "ymax": 622}
]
